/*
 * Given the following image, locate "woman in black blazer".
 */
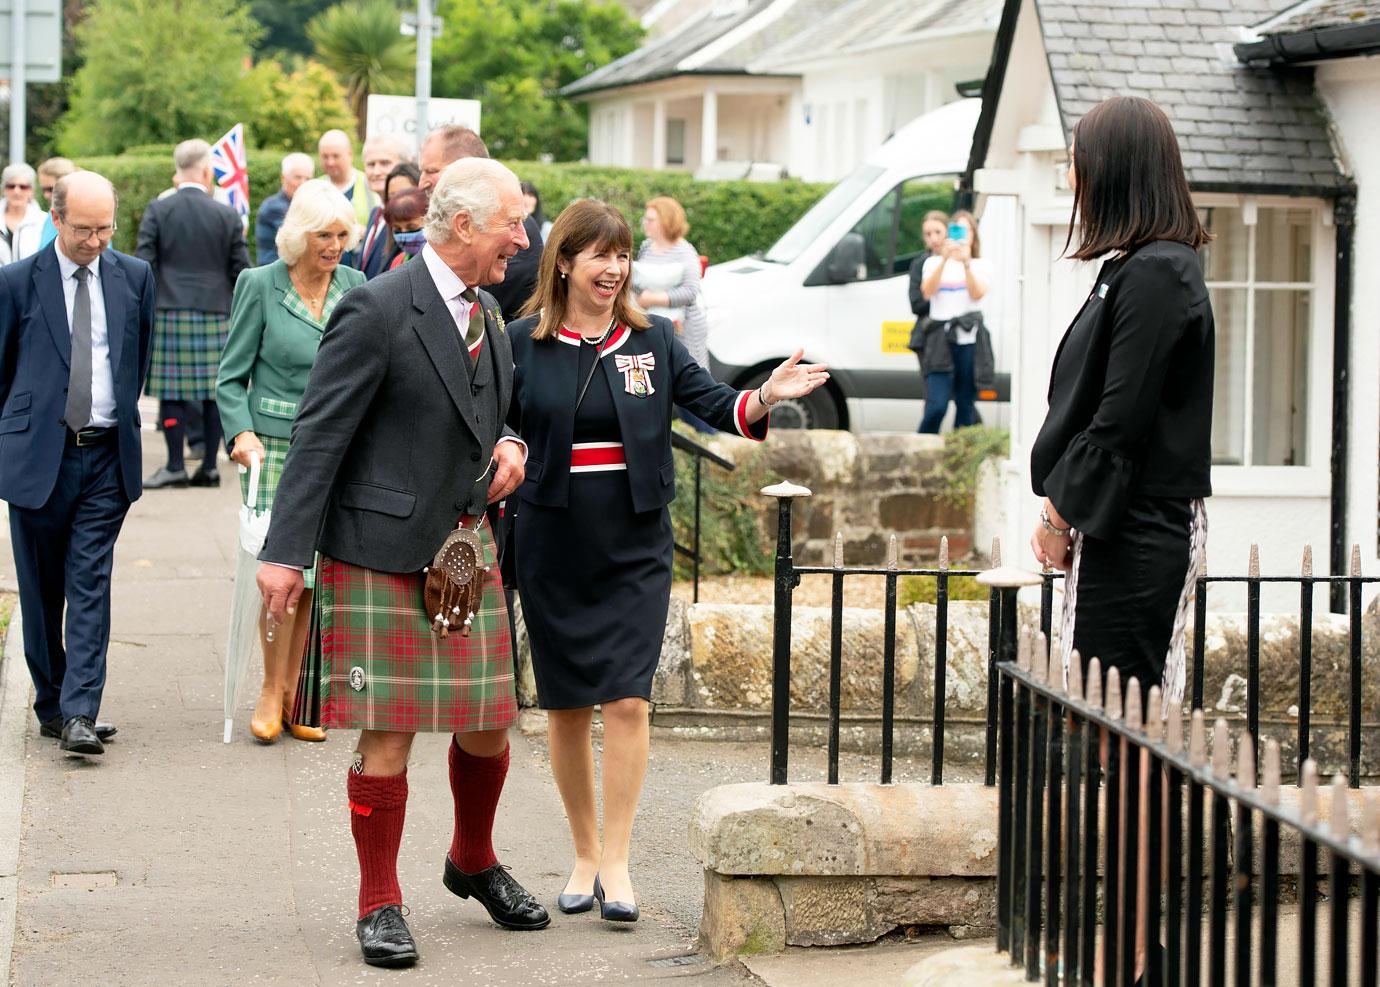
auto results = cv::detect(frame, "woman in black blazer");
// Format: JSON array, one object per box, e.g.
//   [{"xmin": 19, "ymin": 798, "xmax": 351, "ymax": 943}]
[
  {"xmin": 1030, "ymin": 95, "xmax": 1214, "ymax": 707},
  {"xmin": 507, "ymin": 199, "xmax": 828, "ymax": 923}
]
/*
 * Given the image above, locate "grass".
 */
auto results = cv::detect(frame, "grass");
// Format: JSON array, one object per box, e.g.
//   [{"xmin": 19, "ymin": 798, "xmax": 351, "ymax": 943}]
[{"xmin": 0, "ymin": 591, "xmax": 13, "ymax": 644}]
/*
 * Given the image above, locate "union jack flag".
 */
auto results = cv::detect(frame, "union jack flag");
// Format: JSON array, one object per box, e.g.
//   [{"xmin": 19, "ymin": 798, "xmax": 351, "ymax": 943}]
[{"xmin": 210, "ymin": 123, "xmax": 250, "ymax": 223}]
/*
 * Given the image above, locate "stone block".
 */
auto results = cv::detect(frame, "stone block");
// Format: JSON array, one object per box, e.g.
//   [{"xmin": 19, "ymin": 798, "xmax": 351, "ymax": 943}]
[
  {"xmin": 777, "ymin": 877, "xmax": 886, "ymax": 946},
  {"xmin": 879, "ymin": 493, "xmax": 970, "ymax": 533},
  {"xmin": 872, "ymin": 876, "xmax": 996, "ymax": 929},
  {"xmin": 911, "ymin": 602, "xmax": 996, "ymax": 716},
  {"xmin": 687, "ymin": 604, "xmax": 918, "ymax": 712},
  {"xmin": 652, "ymin": 596, "xmax": 690, "ymax": 706},
  {"xmin": 689, "ymin": 782, "xmax": 999, "ymax": 877},
  {"xmin": 699, "ymin": 871, "xmax": 786, "ymax": 961},
  {"xmin": 904, "ymin": 945, "xmax": 1026, "ymax": 986},
  {"xmin": 860, "ymin": 433, "xmax": 944, "ymax": 476}
]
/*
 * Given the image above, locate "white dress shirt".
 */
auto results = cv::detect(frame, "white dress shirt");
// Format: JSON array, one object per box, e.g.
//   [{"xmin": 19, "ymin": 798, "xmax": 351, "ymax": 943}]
[{"xmin": 54, "ymin": 243, "xmax": 117, "ymax": 428}]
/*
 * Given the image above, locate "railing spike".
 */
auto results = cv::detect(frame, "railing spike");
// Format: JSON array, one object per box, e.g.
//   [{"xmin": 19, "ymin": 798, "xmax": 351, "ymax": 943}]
[
  {"xmin": 1105, "ymin": 666, "xmax": 1123, "ymax": 721},
  {"xmin": 1067, "ymin": 649, "xmax": 1084, "ymax": 702},
  {"xmin": 1146, "ymin": 685, "xmax": 1163, "ymax": 741},
  {"xmin": 1189, "ymin": 710, "xmax": 1207, "ymax": 766},
  {"xmin": 1017, "ymin": 624, "xmax": 1032, "ymax": 671},
  {"xmin": 1364, "ymin": 794, "xmax": 1380, "ymax": 856},
  {"xmin": 1211, "ymin": 719, "xmax": 1231, "ymax": 778},
  {"xmin": 1236, "ymin": 733, "xmax": 1256, "ymax": 790},
  {"xmin": 1125, "ymin": 677, "xmax": 1143, "ymax": 731},
  {"xmin": 1248, "ymin": 543, "xmax": 1260, "ymax": 578},
  {"xmin": 990, "ymin": 536, "xmax": 1002, "ymax": 568},
  {"xmin": 1300, "ymin": 760, "xmax": 1320, "ymax": 826},
  {"xmin": 1330, "ymin": 774, "xmax": 1351, "ymax": 839},
  {"xmin": 887, "ymin": 534, "xmax": 898, "ymax": 569},
  {"xmin": 939, "ymin": 535, "xmax": 949, "ymax": 570},
  {"xmin": 1301, "ymin": 543, "xmax": 1313, "ymax": 578},
  {"xmin": 1351, "ymin": 543, "xmax": 1362, "ymax": 577},
  {"xmin": 1085, "ymin": 657, "xmax": 1103, "ymax": 710},
  {"xmin": 832, "ymin": 532, "xmax": 844, "ymax": 569},
  {"xmin": 1166, "ymin": 699, "xmax": 1184, "ymax": 754},
  {"xmin": 1039, "ymin": 634, "xmax": 1059, "ymax": 691},
  {"xmin": 1262, "ymin": 740, "xmax": 1281, "ymax": 806}
]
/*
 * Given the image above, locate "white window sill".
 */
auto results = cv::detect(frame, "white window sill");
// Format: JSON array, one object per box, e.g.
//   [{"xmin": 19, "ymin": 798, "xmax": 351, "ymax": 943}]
[{"xmin": 1209, "ymin": 465, "xmax": 1330, "ymax": 499}]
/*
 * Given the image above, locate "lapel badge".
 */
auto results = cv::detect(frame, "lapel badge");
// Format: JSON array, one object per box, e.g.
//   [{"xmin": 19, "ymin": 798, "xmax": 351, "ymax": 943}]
[
  {"xmin": 614, "ymin": 353, "xmax": 655, "ymax": 398},
  {"xmin": 491, "ymin": 308, "xmax": 506, "ymax": 335}
]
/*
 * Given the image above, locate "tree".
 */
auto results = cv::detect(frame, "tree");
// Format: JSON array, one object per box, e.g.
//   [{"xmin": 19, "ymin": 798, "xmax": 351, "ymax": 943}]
[
  {"xmin": 59, "ymin": 0, "xmax": 262, "ymax": 155},
  {"xmin": 242, "ymin": 60, "xmax": 357, "ymax": 152},
  {"xmin": 251, "ymin": 0, "xmax": 336, "ymax": 59},
  {"xmin": 308, "ymin": 0, "xmax": 415, "ymax": 140},
  {"xmin": 430, "ymin": 0, "xmax": 643, "ymax": 161}
]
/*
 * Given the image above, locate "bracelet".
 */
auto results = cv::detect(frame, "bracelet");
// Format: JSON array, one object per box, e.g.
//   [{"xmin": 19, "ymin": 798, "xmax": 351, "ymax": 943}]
[
  {"xmin": 757, "ymin": 384, "xmax": 778, "ymax": 408},
  {"xmin": 1040, "ymin": 507, "xmax": 1071, "ymax": 537}
]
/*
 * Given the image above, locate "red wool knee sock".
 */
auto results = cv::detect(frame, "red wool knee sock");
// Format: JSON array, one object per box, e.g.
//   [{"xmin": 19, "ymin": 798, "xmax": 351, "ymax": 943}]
[
  {"xmin": 448, "ymin": 739, "xmax": 509, "ymax": 874},
  {"xmin": 347, "ymin": 769, "xmax": 409, "ymax": 919}
]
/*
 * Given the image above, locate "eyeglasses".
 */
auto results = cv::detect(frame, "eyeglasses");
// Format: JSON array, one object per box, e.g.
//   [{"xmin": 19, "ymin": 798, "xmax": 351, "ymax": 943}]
[
  {"xmin": 4, "ymin": 183, "xmax": 31, "ymax": 190},
  {"xmin": 40, "ymin": 185, "xmax": 55, "ymax": 196},
  {"xmin": 66, "ymin": 222, "xmax": 118, "ymax": 240}
]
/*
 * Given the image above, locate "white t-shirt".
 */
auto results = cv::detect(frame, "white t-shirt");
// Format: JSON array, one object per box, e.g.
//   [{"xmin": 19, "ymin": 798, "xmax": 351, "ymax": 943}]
[{"xmin": 922, "ymin": 255, "xmax": 993, "ymax": 344}]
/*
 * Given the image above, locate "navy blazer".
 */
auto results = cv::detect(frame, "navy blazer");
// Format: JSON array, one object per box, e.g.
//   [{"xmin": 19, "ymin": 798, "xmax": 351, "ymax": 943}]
[
  {"xmin": 508, "ymin": 314, "xmax": 767, "ymax": 513},
  {"xmin": 0, "ymin": 243, "xmax": 157, "ymax": 509}
]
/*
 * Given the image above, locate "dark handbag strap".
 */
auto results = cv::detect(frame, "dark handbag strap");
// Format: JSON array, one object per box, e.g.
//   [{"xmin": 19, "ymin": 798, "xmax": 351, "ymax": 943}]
[{"xmin": 573, "ymin": 328, "xmax": 613, "ymax": 414}]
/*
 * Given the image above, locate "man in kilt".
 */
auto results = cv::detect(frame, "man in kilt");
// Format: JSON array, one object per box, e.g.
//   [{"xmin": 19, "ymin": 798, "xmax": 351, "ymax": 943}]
[
  {"xmin": 136, "ymin": 139, "xmax": 250, "ymax": 488},
  {"xmin": 256, "ymin": 157, "xmax": 544, "ymax": 968}
]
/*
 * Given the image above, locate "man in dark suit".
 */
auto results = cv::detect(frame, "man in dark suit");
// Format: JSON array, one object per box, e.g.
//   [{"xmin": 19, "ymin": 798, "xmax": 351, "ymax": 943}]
[
  {"xmin": 257, "ymin": 157, "xmax": 544, "ymax": 968},
  {"xmin": 418, "ymin": 125, "xmax": 542, "ymax": 321},
  {"xmin": 0, "ymin": 171, "xmax": 156, "ymax": 756},
  {"xmin": 354, "ymin": 134, "xmax": 409, "ymax": 280},
  {"xmin": 254, "ymin": 152, "xmax": 314, "ymax": 265},
  {"xmin": 136, "ymin": 139, "xmax": 250, "ymax": 488}
]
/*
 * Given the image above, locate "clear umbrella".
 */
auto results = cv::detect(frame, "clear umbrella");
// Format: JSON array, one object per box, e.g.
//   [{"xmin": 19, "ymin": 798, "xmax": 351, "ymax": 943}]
[{"xmin": 223, "ymin": 454, "xmax": 269, "ymax": 743}]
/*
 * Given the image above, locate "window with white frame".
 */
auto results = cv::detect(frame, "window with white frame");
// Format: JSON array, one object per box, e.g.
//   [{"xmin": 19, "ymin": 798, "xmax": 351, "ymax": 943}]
[{"xmin": 1200, "ymin": 200, "xmax": 1319, "ymax": 468}]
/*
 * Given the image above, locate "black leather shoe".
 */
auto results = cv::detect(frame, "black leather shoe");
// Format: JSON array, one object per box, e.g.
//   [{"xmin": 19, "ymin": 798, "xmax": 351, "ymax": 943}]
[
  {"xmin": 189, "ymin": 469, "xmax": 220, "ymax": 487},
  {"xmin": 40, "ymin": 716, "xmax": 116, "ymax": 742},
  {"xmin": 594, "ymin": 875, "xmax": 639, "ymax": 923},
  {"xmin": 144, "ymin": 466, "xmax": 189, "ymax": 489},
  {"xmin": 356, "ymin": 904, "xmax": 417, "ymax": 968},
  {"xmin": 442, "ymin": 857, "xmax": 550, "ymax": 930},
  {"xmin": 59, "ymin": 716, "xmax": 104, "ymax": 756}
]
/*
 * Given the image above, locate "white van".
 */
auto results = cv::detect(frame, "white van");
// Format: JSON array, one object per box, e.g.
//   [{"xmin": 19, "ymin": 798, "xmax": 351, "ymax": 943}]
[{"xmin": 704, "ymin": 98, "xmax": 1015, "ymax": 432}]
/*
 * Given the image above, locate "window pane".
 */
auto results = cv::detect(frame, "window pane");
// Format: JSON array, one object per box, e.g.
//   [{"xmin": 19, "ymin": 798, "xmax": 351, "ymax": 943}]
[
  {"xmin": 1252, "ymin": 288, "xmax": 1311, "ymax": 466},
  {"xmin": 1255, "ymin": 207, "xmax": 1312, "ymax": 283},
  {"xmin": 1200, "ymin": 206, "xmax": 1248, "ymax": 282},
  {"xmin": 846, "ymin": 186, "xmax": 900, "ymax": 281},
  {"xmin": 1210, "ymin": 287, "xmax": 1247, "ymax": 465},
  {"xmin": 893, "ymin": 179, "xmax": 952, "ymax": 275}
]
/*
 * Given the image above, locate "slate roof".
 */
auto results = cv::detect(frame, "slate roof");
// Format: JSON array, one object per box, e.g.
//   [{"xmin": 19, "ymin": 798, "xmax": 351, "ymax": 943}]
[
  {"xmin": 1036, "ymin": 0, "xmax": 1348, "ymax": 193},
  {"xmin": 1260, "ymin": 0, "xmax": 1380, "ymax": 34}
]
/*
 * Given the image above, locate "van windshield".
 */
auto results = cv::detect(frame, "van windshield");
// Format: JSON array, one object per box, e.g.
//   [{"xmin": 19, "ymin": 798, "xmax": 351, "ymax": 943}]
[{"xmin": 763, "ymin": 165, "xmax": 884, "ymax": 265}]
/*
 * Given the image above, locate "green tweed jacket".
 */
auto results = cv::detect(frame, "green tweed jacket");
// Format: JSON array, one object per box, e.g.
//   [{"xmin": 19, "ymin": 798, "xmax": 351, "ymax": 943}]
[{"xmin": 216, "ymin": 260, "xmax": 367, "ymax": 446}]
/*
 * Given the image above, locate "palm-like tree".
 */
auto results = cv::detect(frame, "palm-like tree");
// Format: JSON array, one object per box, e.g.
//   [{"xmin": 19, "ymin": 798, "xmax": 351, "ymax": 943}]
[{"xmin": 307, "ymin": 0, "xmax": 415, "ymax": 139}]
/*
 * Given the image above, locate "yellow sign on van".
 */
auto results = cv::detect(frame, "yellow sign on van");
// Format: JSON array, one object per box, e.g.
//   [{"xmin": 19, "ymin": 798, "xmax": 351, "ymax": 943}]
[{"xmin": 881, "ymin": 321, "xmax": 913, "ymax": 355}]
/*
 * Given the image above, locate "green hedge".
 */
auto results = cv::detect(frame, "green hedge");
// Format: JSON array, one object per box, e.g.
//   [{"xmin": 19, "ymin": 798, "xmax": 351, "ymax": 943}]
[{"xmin": 77, "ymin": 152, "xmax": 832, "ymax": 264}]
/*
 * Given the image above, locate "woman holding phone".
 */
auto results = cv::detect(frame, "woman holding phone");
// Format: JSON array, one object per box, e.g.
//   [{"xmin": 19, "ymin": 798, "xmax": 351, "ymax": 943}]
[{"xmin": 917, "ymin": 210, "xmax": 994, "ymax": 433}]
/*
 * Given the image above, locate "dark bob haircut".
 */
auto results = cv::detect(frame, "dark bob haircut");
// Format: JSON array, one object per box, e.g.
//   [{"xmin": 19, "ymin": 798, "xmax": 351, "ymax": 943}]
[{"xmin": 1065, "ymin": 96, "xmax": 1210, "ymax": 261}]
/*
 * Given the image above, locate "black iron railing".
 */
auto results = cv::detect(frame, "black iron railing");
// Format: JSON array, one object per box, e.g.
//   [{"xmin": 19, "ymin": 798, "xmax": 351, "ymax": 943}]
[
  {"xmin": 671, "ymin": 429, "xmax": 736, "ymax": 603},
  {"xmin": 996, "ymin": 628, "xmax": 1380, "ymax": 985}
]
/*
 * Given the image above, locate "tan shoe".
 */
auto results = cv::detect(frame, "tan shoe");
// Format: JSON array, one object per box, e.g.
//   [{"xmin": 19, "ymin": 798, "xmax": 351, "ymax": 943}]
[
  {"xmin": 250, "ymin": 692, "xmax": 282, "ymax": 743},
  {"xmin": 284, "ymin": 706, "xmax": 327, "ymax": 743}
]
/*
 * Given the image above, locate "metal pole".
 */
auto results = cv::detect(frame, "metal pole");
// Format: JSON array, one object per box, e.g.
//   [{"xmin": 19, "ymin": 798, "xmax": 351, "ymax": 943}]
[
  {"xmin": 9, "ymin": 0, "xmax": 27, "ymax": 164},
  {"xmin": 413, "ymin": 0, "xmax": 432, "ymax": 157},
  {"xmin": 764, "ymin": 481, "xmax": 809, "ymax": 785}
]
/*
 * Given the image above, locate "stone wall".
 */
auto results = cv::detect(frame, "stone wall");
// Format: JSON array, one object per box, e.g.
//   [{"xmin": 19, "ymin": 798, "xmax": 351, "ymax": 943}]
[{"xmin": 700, "ymin": 429, "xmax": 975, "ymax": 566}]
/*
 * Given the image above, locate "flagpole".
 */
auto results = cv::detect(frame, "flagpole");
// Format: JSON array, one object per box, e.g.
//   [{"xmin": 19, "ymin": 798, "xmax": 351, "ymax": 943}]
[{"xmin": 414, "ymin": 0, "xmax": 431, "ymax": 157}]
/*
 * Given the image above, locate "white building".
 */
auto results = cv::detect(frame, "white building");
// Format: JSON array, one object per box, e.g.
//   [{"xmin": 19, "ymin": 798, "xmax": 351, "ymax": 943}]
[
  {"xmin": 968, "ymin": 0, "xmax": 1377, "ymax": 607},
  {"xmin": 564, "ymin": 0, "xmax": 1000, "ymax": 182}
]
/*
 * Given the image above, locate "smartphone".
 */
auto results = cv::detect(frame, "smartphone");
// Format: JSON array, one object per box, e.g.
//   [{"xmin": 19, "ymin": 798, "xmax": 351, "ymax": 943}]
[{"xmin": 948, "ymin": 222, "xmax": 967, "ymax": 242}]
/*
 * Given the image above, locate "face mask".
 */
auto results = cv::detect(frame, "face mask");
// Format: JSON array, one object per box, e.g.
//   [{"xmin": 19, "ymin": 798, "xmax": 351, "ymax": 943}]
[{"xmin": 393, "ymin": 230, "xmax": 425, "ymax": 257}]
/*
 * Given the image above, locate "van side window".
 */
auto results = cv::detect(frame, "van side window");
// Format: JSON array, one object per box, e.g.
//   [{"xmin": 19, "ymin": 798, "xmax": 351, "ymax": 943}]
[{"xmin": 832, "ymin": 179, "xmax": 954, "ymax": 284}]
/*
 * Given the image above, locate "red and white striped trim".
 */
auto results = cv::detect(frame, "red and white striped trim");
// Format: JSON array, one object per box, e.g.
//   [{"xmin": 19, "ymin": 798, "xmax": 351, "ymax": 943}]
[
  {"xmin": 570, "ymin": 441, "xmax": 627, "ymax": 473},
  {"xmin": 556, "ymin": 324, "xmax": 632, "ymax": 356},
  {"xmin": 731, "ymin": 390, "xmax": 767, "ymax": 441}
]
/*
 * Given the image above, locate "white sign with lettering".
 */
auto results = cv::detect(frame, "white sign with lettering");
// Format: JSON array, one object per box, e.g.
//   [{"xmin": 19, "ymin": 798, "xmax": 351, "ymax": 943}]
[{"xmin": 366, "ymin": 94, "xmax": 482, "ymax": 142}]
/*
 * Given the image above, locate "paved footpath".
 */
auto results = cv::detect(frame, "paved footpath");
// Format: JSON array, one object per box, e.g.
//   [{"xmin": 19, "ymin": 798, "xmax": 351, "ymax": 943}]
[{"xmin": 0, "ymin": 442, "xmax": 771, "ymax": 986}]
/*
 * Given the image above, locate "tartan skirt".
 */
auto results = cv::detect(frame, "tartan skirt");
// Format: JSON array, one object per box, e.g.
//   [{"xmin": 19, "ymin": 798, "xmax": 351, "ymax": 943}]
[
  {"xmin": 240, "ymin": 434, "xmax": 315, "ymax": 590},
  {"xmin": 146, "ymin": 309, "xmax": 229, "ymax": 400},
  {"xmin": 293, "ymin": 518, "xmax": 517, "ymax": 734}
]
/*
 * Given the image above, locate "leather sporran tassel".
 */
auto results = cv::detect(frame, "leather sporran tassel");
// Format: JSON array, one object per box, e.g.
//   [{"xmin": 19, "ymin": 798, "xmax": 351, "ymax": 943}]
[{"xmin": 425, "ymin": 527, "xmax": 490, "ymax": 638}]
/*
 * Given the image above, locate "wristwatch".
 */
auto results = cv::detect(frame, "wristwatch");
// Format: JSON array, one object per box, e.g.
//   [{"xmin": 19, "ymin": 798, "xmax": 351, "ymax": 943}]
[{"xmin": 1040, "ymin": 507, "xmax": 1071, "ymax": 536}]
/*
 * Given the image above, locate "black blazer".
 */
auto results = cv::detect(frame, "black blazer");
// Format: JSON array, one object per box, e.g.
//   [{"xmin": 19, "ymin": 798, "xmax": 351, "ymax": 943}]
[
  {"xmin": 1030, "ymin": 240, "xmax": 1214, "ymax": 540},
  {"xmin": 0, "ymin": 244, "xmax": 156, "ymax": 508},
  {"xmin": 260, "ymin": 257, "xmax": 516, "ymax": 573},
  {"xmin": 135, "ymin": 187, "xmax": 250, "ymax": 313},
  {"xmin": 482, "ymin": 216, "xmax": 542, "ymax": 322},
  {"xmin": 508, "ymin": 314, "xmax": 766, "ymax": 513}
]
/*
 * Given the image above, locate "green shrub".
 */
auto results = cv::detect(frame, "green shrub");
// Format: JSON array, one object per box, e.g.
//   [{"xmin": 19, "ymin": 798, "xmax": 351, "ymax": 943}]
[
  {"xmin": 940, "ymin": 426, "xmax": 1010, "ymax": 508},
  {"xmin": 79, "ymin": 154, "xmax": 832, "ymax": 265},
  {"xmin": 897, "ymin": 573, "xmax": 989, "ymax": 607},
  {"xmin": 669, "ymin": 426, "xmax": 779, "ymax": 580}
]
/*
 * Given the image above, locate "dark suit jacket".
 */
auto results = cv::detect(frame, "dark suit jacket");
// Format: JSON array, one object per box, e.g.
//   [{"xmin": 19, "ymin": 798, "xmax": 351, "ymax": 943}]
[
  {"xmin": 1030, "ymin": 240, "xmax": 1214, "ymax": 539},
  {"xmin": 356, "ymin": 207, "xmax": 391, "ymax": 280},
  {"xmin": 136, "ymin": 187, "xmax": 250, "ymax": 312},
  {"xmin": 507, "ymin": 315, "xmax": 766, "ymax": 514},
  {"xmin": 260, "ymin": 256, "xmax": 517, "ymax": 574},
  {"xmin": 0, "ymin": 244, "xmax": 157, "ymax": 508},
  {"xmin": 255, "ymin": 190, "xmax": 289, "ymax": 265},
  {"xmin": 482, "ymin": 215, "xmax": 542, "ymax": 322}
]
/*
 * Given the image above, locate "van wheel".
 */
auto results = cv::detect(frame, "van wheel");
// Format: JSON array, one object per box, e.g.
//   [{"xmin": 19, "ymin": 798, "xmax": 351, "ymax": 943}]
[{"xmin": 744, "ymin": 372, "xmax": 840, "ymax": 430}]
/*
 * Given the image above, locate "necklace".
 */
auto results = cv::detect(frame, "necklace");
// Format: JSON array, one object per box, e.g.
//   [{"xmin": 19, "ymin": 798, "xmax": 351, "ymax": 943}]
[
  {"xmin": 290, "ymin": 271, "xmax": 329, "ymax": 306},
  {"xmin": 563, "ymin": 315, "xmax": 617, "ymax": 344}
]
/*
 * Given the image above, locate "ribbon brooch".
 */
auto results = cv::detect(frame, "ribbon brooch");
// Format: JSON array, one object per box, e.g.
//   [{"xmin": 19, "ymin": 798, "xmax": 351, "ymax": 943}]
[{"xmin": 614, "ymin": 353, "xmax": 656, "ymax": 398}]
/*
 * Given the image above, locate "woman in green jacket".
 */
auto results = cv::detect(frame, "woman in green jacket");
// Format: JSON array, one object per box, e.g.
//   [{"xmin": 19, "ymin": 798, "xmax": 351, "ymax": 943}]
[{"xmin": 217, "ymin": 179, "xmax": 365, "ymax": 744}]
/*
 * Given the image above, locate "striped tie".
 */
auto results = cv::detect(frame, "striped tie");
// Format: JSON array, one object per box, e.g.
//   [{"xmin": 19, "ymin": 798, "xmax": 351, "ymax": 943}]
[{"xmin": 460, "ymin": 288, "xmax": 484, "ymax": 353}]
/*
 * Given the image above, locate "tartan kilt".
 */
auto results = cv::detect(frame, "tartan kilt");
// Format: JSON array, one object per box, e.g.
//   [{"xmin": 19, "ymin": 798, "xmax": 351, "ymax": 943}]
[
  {"xmin": 293, "ymin": 518, "xmax": 517, "ymax": 734},
  {"xmin": 239, "ymin": 434, "xmax": 315, "ymax": 590},
  {"xmin": 146, "ymin": 309, "xmax": 229, "ymax": 400}
]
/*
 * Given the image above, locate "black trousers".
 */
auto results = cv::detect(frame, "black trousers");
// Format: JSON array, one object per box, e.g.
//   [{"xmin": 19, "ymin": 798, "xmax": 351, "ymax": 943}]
[
  {"xmin": 9, "ymin": 438, "xmax": 131, "ymax": 723},
  {"xmin": 1069, "ymin": 497, "xmax": 1193, "ymax": 693}
]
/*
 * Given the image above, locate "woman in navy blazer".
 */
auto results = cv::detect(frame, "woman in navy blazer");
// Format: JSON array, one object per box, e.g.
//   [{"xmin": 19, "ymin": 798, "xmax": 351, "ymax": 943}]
[{"xmin": 507, "ymin": 199, "xmax": 827, "ymax": 923}]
